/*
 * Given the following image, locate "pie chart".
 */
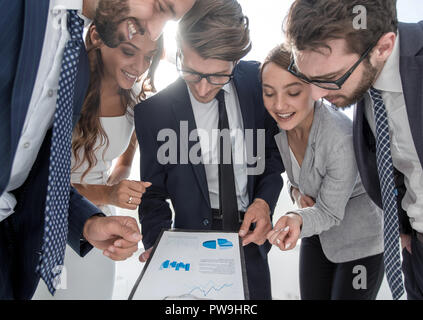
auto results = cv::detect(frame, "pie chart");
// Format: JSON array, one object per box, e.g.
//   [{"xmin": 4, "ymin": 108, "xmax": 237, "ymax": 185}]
[{"xmin": 202, "ymin": 238, "xmax": 233, "ymax": 250}]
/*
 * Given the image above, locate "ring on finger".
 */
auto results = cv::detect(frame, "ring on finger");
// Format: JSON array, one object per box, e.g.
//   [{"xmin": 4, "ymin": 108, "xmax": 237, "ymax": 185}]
[{"xmin": 127, "ymin": 196, "xmax": 133, "ymax": 204}]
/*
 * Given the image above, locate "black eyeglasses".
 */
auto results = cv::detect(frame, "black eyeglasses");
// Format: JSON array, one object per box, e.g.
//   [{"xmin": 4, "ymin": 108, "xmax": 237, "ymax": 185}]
[
  {"xmin": 176, "ymin": 53, "xmax": 235, "ymax": 86},
  {"xmin": 287, "ymin": 43, "xmax": 376, "ymax": 90}
]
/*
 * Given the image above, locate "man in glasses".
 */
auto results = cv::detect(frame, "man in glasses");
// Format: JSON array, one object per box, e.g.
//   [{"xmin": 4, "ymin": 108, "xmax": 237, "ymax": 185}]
[
  {"xmin": 286, "ymin": 0, "xmax": 423, "ymax": 300},
  {"xmin": 135, "ymin": 0, "xmax": 284, "ymax": 300}
]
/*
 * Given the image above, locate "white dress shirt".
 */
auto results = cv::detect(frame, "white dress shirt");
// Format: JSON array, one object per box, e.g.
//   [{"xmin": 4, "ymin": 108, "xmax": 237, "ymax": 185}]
[
  {"xmin": 188, "ymin": 82, "xmax": 249, "ymax": 212},
  {"xmin": 0, "ymin": 0, "xmax": 85, "ymax": 222},
  {"xmin": 364, "ymin": 35, "xmax": 423, "ymax": 233}
]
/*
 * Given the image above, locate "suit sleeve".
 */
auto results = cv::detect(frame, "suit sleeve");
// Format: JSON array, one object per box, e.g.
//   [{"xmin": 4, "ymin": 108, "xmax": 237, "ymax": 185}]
[
  {"xmin": 67, "ymin": 186, "xmax": 103, "ymax": 257},
  {"xmin": 136, "ymin": 103, "xmax": 173, "ymax": 250}
]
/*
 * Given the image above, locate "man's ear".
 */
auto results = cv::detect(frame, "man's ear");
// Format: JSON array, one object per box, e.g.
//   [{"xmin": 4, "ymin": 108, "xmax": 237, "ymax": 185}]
[
  {"xmin": 371, "ymin": 32, "xmax": 396, "ymax": 64},
  {"xmin": 89, "ymin": 24, "xmax": 104, "ymax": 48}
]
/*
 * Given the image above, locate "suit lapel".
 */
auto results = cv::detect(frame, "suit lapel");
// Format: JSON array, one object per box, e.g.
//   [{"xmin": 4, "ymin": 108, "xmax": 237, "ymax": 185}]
[
  {"xmin": 274, "ymin": 131, "xmax": 296, "ymax": 186},
  {"xmin": 170, "ymin": 79, "xmax": 210, "ymax": 207},
  {"xmin": 10, "ymin": 1, "xmax": 49, "ymax": 156},
  {"xmin": 233, "ymin": 65, "xmax": 256, "ymax": 201},
  {"xmin": 353, "ymin": 99, "xmax": 383, "ymax": 207},
  {"xmin": 297, "ymin": 102, "xmax": 319, "ymax": 193},
  {"xmin": 233, "ymin": 65, "xmax": 255, "ymax": 131}
]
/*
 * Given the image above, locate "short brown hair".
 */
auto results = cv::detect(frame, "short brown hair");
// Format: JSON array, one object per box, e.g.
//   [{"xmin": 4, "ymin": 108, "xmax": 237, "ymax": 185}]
[
  {"xmin": 177, "ymin": 0, "xmax": 251, "ymax": 61},
  {"xmin": 260, "ymin": 44, "xmax": 292, "ymax": 80},
  {"xmin": 285, "ymin": 0, "xmax": 398, "ymax": 55}
]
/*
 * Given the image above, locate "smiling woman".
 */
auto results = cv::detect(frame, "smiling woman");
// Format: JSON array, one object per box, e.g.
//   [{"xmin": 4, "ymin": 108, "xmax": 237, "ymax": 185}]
[
  {"xmin": 71, "ymin": 23, "xmax": 163, "ymax": 183},
  {"xmin": 33, "ymin": 16, "xmax": 164, "ymax": 299}
]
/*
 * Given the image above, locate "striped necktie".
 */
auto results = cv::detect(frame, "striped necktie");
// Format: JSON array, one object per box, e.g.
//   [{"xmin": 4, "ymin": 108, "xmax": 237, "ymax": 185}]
[{"xmin": 369, "ymin": 87, "xmax": 404, "ymax": 300}]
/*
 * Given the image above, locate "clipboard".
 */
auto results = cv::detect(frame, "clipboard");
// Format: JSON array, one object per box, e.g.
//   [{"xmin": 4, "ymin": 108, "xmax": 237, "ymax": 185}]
[{"xmin": 129, "ymin": 228, "xmax": 249, "ymax": 300}]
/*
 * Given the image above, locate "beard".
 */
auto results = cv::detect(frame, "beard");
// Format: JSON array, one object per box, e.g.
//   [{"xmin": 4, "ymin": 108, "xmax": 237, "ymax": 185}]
[{"xmin": 329, "ymin": 58, "xmax": 379, "ymax": 110}]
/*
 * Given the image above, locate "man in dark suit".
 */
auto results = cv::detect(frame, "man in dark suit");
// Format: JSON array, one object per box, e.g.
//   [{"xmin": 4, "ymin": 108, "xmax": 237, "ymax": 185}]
[
  {"xmin": 135, "ymin": 0, "xmax": 284, "ymax": 300},
  {"xmin": 0, "ymin": 0, "xmax": 196, "ymax": 300},
  {"xmin": 285, "ymin": 0, "xmax": 423, "ymax": 300}
]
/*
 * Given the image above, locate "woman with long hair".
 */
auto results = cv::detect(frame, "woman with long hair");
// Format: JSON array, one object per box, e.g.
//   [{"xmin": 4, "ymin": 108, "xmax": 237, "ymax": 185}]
[
  {"xmin": 71, "ymin": 20, "xmax": 163, "ymax": 216},
  {"xmin": 262, "ymin": 45, "xmax": 384, "ymax": 300},
  {"xmin": 34, "ymin": 15, "xmax": 163, "ymax": 299}
]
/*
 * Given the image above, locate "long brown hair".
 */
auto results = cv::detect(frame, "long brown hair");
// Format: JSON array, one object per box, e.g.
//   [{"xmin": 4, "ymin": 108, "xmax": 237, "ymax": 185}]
[{"xmin": 71, "ymin": 24, "xmax": 163, "ymax": 182}]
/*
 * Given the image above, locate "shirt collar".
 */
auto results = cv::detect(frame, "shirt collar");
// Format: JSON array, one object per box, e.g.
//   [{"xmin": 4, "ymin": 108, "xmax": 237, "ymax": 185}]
[
  {"xmin": 221, "ymin": 81, "xmax": 233, "ymax": 95},
  {"xmin": 52, "ymin": 0, "xmax": 83, "ymax": 11},
  {"xmin": 52, "ymin": 0, "xmax": 91, "ymax": 27},
  {"xmin": 187, "ymin": 81, "xmax": 233, "ymax": 105},
  {"xmin": 373, "ymin": 34, "xmax": 403, "ymax": 93}
]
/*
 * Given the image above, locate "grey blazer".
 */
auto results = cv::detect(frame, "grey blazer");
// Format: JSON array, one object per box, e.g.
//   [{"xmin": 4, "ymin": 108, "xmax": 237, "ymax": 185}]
[{"xmin": 275, "ymin": 101, "xmax": 383, "ymax": 263}]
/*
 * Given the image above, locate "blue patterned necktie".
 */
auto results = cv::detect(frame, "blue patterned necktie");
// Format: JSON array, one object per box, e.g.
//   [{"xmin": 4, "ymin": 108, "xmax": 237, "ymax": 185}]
[
  {"xmin": 36, "ymin": 10, "xmax": 84, "ymax": 295},
  {"xmin": 369, "ymin": 87, "xmax": 404, "ymax": 300}
]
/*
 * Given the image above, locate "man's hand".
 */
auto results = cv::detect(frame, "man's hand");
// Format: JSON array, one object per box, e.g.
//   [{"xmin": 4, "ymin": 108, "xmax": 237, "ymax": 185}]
[
  {"xmin": 400, "ymin": 233, "xmax": 412, "ymax": 254},
  {"xmin": 292, "ymin": 187, "xmax": 315, "ymax": 209},
  {"xmin": 267, "ymin": 213, "xmax": 302, "ymax": 251},
  {"xmin": 139, "ymin": 247, "xmax": 153, "ymax": 262},
  {"xmin": 83, "ymin": 215, "xmax": 142, "ymax": 261},
  {"xmin": 238, "ymin": 198, "xmax": 272, "ymax": 246}
]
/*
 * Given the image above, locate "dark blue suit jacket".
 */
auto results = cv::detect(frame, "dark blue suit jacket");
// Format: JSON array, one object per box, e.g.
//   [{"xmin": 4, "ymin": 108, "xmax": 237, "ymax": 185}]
[
  {"xmin": 0, "ymin": 0, "xmax": 100, "ymax": 299},
  {"xmin": 135, "ymin": 61, "xmax": 284, "ymax": 253},
  {"xmin": 353, "ymin": 21, "xmax": 423, "ymax": 234}
]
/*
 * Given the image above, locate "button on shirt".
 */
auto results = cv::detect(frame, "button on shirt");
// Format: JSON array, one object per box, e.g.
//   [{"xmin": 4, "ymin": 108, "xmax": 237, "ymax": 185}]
[
  {"xmin": 364, "ymin": 35, "xmax": 423, "ymax": 233},
  {"xmin": 188, "ymin": 82, "xmax": 249, "ymax": 212},
  {"xmin": 0, "ymin": 0, "xmax": 87, "ymax": 222}
]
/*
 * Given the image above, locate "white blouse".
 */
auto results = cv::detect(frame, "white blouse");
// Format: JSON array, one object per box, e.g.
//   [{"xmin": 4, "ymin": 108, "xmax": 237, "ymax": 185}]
[
  {"xmin": 71, "ymin": 110, "xmax": 134, "ymax": 185},
  {"xmin": 289, "ymin": 146, "xmax": 301, "ymax": 185}
]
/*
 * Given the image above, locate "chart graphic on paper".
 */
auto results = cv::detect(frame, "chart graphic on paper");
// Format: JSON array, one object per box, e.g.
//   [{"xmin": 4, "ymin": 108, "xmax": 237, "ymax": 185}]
[
  {"xmin": 187, "ymin": 281, "xmax": 234, "ymax": 297},
  {"xmin": 202, "ymin": 238, "xmax": 234, "ymax": 250},
  {"xmin": 160, "ymin": 260, "xmax": 191, "ymax": 271},
  {"xmin": 131, "ymin": 231, "xmax": 245, "ymax": 300}
]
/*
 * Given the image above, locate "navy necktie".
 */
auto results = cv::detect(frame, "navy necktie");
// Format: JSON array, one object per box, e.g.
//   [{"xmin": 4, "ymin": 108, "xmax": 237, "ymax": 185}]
[
  {"xmin": 36, "ymin": 10, "xmax": 84, "ymax": 295},
  {"xmin": 216, "ymin": 90, "xmax": 239, "ymax": 231},
  {"xmin": 369, "ymin": 87, "xmax": 404, "ymax": 300}
]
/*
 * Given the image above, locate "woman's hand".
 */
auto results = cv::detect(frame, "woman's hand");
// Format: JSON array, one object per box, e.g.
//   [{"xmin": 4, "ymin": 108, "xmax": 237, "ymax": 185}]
[
  {"xmin": 108, "ymin": 179, "xmax": 151, "ymax": 210},
  {"xmin": 267, "ymin": 213, "xmax": 303, "ymax": 251},
  {"xmin": 292, "ymin": 186, "xmax": 315, "ymax": 209}
]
